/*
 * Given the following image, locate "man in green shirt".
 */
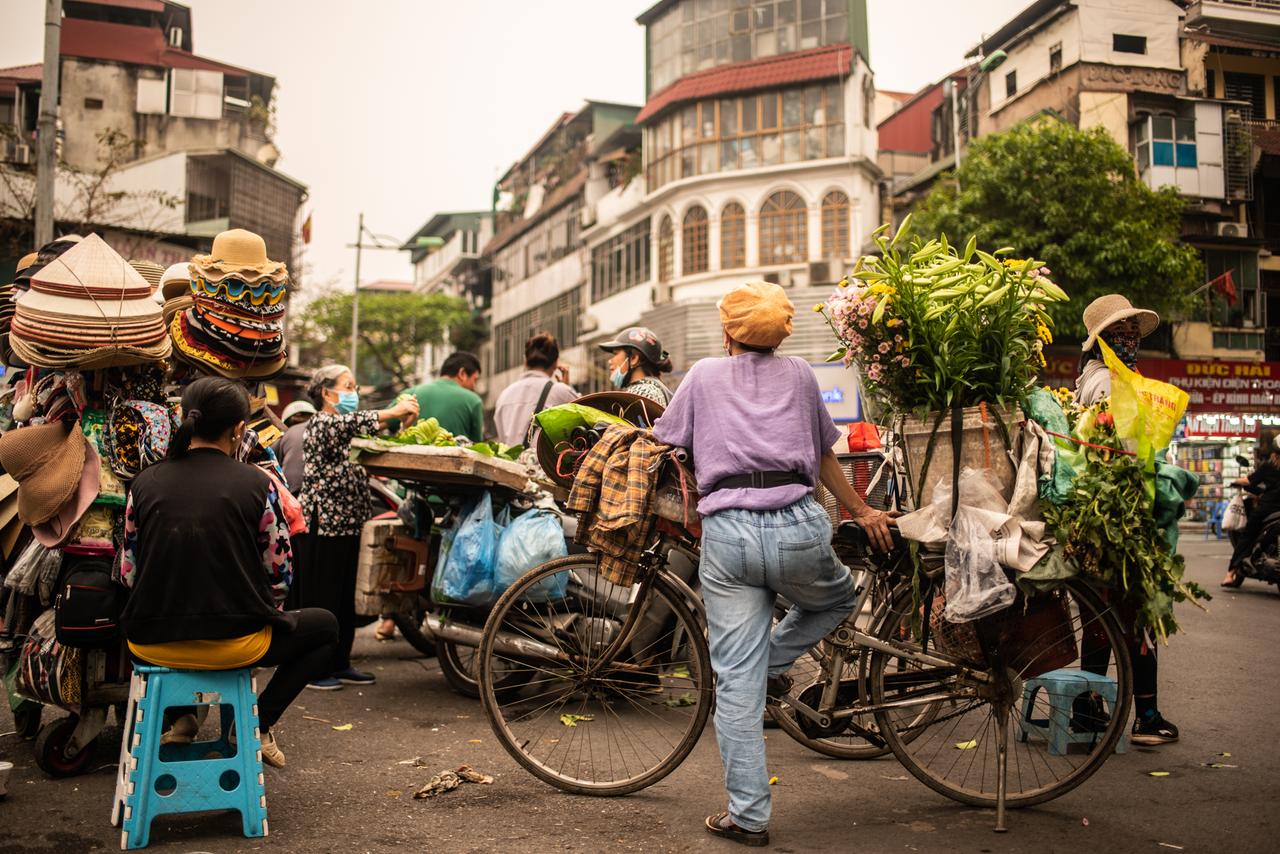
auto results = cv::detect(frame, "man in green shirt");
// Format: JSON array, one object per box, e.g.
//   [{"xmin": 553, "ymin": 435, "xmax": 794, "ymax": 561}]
[{"xmin": 403, "ymin": 351, "xmax": 484, "ymax": 442}]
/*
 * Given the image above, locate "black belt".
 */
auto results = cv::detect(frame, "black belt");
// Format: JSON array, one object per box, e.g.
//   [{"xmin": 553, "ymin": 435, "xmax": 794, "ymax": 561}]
[{"xmin": 712, "ymin": 470, "xmax": 809, "ymax": 492}]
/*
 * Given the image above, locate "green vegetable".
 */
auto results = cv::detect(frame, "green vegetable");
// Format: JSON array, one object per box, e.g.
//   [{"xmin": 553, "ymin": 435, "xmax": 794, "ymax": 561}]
[
  {"xmin": 469, "ymin": 442, "xmax": 524, "ymax": 461},
  {"xmin": 388, "ymin": 417, "xmax": 456, "ymax": 447}
]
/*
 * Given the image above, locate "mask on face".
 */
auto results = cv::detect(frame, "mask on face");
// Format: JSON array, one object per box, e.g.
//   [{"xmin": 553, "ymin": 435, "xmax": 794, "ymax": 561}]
[
  {"xmin": 610, "ymin": 366, "xmax": 628, "ymax": 389},
  {"xmin": 1099, "ymin": 328, "xmax": 1141, "ymax": 369},
  {"xmin": 335, "ymin": 390, "xmax": 359, "ymax": 414}
]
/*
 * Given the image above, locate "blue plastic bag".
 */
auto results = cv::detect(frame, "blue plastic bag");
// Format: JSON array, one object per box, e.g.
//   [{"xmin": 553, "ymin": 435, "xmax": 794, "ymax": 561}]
[
  {"xmin": 495, "ymin": 509, "xmax": 569, "ymax": 602},
  {"xmin": 432, "ymin": 493, "xmax": 505, "ymax": 606}
]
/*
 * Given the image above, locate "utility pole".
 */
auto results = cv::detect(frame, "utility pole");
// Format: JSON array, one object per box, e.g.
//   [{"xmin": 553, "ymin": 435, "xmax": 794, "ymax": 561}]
[
  {"xmin": 34, "ymin": 0, "xmax": 63, "ymax": 247},
  {"xmin": 350, "ymin": 211, "xmax": 363, "ymax": 371}
]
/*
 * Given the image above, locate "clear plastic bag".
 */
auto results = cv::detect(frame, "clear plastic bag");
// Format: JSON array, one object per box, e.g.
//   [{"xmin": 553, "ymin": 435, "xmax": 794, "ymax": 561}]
[
  {"xmin": 495, "ymin": 509, "xmax": 569, "ymax": 601},
  {"xmin": 944, "ymin": 508, "xmax": 1016, "ymax": 623},
  {"xmin": 431, "ymin": 493, "xmax": 507, "ymax": 607}
]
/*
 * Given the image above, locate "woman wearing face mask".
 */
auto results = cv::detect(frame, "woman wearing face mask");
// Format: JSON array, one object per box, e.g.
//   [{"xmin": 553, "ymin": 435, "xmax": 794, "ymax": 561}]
[
  {"xmin": 598, "ymin": 326, "xmax": 674, "ymax": 406},
  {"xmin": 1074, "ymin": 295, "xmax": 1180, "ymax": 746},
  {"xmin": 295, "ymin": 364, "xmax": 419, "ymax": 690}
]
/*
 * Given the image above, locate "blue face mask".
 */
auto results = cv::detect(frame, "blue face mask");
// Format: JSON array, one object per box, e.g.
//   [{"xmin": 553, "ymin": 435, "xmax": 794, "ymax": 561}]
[
  {"xmin": 610, "ymin": 366, "xmax": 628, "ymax": 389},
  {"xmin": 335, "ymin": 390, "xmax": 359, "ymax": 414}
]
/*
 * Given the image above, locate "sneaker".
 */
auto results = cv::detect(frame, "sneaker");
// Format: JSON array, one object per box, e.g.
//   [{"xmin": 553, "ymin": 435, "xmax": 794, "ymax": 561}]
[
  {"xmin": 704, "ymin": 812, "xmax": 769, "ymax": 847},
  {"xmin": 1131, "ymin": 711, "xmax": 1179, "ymax": 745},
  {"xmin": 259, "ymin": 730, "xmax": 286, "ymax": 768},
  {"xmin": 333, "ymin": 667, "xmax": 376, "ymax": 686},
  {"xmin": 765, "ymin": 673, "xmax": 792, "ymax": 704},
  {"xmin": 306, "ymin": 677, "xmax": 343, "ymax": 691},
  {"xmin": 160, "ymin": 713, "xmax": 200, "ymax": 745}
]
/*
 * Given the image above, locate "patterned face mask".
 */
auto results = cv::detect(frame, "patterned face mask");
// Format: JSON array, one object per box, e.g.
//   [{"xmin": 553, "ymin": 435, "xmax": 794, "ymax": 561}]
[{"xmin": 1100, "ymin": 328, "xmax": 1141, "ymax": 369}]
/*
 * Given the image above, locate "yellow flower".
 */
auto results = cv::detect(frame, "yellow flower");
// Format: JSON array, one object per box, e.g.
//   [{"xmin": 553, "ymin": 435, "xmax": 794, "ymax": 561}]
[
  {"xmin": 886, "ymin": 318, "xmax": 902, "ymax": 328},
  {"xmin": 837, "ymin": 277, "xmax": 850, "ymax": 288},
  {"xmin": 813, "ymin": 303, "xmax": 824, "ymax": 313}
]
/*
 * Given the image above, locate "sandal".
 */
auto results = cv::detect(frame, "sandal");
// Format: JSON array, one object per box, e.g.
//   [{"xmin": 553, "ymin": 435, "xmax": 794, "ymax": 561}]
[
  {"xmin": 1220, "ymin": 570, "xmax": 1244, "ymax": 588},
  {"xmin": 705, "ymin": 812, "xmax": 769, "ymax": 847}
]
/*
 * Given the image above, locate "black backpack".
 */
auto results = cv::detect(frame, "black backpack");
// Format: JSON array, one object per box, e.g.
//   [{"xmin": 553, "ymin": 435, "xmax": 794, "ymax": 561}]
[{"xmin": 54, "ymin": 554, "xmax": 125, "ymax": 648}]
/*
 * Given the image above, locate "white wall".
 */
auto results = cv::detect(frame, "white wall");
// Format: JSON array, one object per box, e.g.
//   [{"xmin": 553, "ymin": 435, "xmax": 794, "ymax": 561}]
[
  {"xmin": 107, "ymin": 152, "xmax": 189, "ymax": 234},
  {"xmin": 988, "ymin": 6, "xmax": 1083, "ymax": 111},
  {"xmin": 490, "ymin": 249, "xmax": 585, "ymax": 327}
]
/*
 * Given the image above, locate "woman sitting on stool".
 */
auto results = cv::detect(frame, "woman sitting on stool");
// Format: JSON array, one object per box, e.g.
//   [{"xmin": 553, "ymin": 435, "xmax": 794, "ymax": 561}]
[{"xmin": 121, "ymin": 377, "xmax": 338, "ymax": 768}]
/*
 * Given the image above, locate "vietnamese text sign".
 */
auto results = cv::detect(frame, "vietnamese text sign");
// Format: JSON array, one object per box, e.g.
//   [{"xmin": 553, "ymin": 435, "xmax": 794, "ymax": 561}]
[{"xmin": 1137, "ymin": 359, "xmax": 1280, "ymax": 414}]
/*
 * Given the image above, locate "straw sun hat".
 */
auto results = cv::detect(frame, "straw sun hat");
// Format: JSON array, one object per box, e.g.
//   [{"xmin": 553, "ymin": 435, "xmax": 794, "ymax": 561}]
[
  {"xmin": 1080, "ymin": 294, "xmax": 1160, "ymax": 352},
  {"xmin": 0, "ymin": 419, "xmax": 89, "ymax": 527},
  {"xmin": 190, "ymin": 228, "xmax": 287, "ymax": 284}
]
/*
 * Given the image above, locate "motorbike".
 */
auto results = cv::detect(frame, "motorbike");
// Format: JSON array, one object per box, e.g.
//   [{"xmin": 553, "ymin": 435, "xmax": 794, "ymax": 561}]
[{"xmin": 1227, "ymin": 455, "xmax": 1280, "ymax": 591}]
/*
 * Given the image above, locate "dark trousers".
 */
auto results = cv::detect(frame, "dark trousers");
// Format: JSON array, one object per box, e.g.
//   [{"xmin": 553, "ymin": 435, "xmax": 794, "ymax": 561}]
[
  {"xmin": 255, "ymin": 608, "xmax": 339, "ymax": 729},
  {"xmin": 1082, "ymin": 605, "xmax": 1159, "ymax": 713},
  {"xmin": 1230, "ymin": 504, "xmax": 1276, "ymax": 570},
  {"xmin": 293, "ymin": 532, "xmax": 361, "ymax": 673}
]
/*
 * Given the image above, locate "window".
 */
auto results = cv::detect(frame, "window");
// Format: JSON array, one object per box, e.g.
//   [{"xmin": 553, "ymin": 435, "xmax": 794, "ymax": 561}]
[
  {"xmin": 1049, "ymin": 42, "xmax": 1062, "ymax": 74},
  {"xmin": 1134, "ymin": 114, "xmax": 1196, "ymax": 170},
  {"xmin": 820, "ymin": 191, "xmax": 850, "ymax": 259},
  {"xmin": 682, "ymin": 205, "xmax": 709, "ymax": 275},
  {"xmin": 657, "ymin": 215, "xmax": 674, "ymax": 283},
  {"xmin": 646, "ymin": 82, "xmax": 845, "ymax": 191},
  {"xmin": 169, "ymin": 68, "xmax": 223, "ymax": 119},
  {"xmin": 493, "ymin": 287, "xmax": 585, "ymax": 373},
  {"xmin": 1113, "ymin": 34, "xmax": 1147, "ymax": 55},
  {"xmin": 759, "ymin": 190, "xmax": 808, "ymax": 265},
  {"xmin": 591, "ymin": 219, "xmax": 651, "ymax": 302},
  {"xmin": 83, "ymin": 97, "xmax": 104, "ymax": 110},
  {"xmin": 721, "ymin": 203, "xmax": 745, "ymax": 269},
  {"xmin": 647, "ymin": 0, "xmax": 850, "ymax": 93},
  {"xmin": 1213, "ymin": 331, "xmax": 1264, "ymax": 350},
  {"xmin": 1225, "ymin": 72, "xmax": 1266, "ymax": 118},
  {"xmin": 1005, "ymin": 70, "xmax": 1017, "ymax": 98}
]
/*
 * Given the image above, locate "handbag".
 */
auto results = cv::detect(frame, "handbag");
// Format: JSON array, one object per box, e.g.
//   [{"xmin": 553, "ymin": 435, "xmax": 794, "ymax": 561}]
[
  {"xmin": 1221, "ymin": 493, "xmax": 1248, "ymax": 533},
  {"xmin": 17, "ymin": 609, "xmax": 83, "ymax": 708}
]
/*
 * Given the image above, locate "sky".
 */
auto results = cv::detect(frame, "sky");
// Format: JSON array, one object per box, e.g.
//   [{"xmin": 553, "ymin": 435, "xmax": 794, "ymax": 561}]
[{"xmin": 0, "ymin": 0, "xmax": 1030, "ymax": 289}]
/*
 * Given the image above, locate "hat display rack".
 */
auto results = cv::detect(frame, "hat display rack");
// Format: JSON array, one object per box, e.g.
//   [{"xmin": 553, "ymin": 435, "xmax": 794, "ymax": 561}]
[{"xmin": 0, "ymin": 225, "xmax": 294, "ymax": 571}]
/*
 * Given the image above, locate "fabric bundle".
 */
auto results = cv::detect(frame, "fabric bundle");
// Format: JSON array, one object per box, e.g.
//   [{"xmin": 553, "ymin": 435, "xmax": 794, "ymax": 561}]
[
  {"xmin": 9, "ymin": 234, "xmax": 171, "ymax": 369},
  {"xmin": 170, "ymin": 229, "xmax": 289, "ymax": 379}
]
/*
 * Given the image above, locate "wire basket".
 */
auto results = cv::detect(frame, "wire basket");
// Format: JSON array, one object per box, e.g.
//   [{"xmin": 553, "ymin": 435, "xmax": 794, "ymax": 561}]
[{"xmin": 814, "ymin": 451, "xmax": 897, "ymax": 524}]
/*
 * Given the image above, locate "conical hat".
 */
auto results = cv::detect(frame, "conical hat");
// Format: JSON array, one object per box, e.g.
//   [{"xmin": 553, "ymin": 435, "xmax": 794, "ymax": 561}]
[{"xmin": 24, "ymin": 234, "xmax": 162, "ymax": 321}]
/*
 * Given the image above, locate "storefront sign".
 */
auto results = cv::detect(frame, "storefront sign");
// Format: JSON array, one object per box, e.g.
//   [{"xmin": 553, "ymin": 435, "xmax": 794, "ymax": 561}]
[
  {"xmin": 1179, "ymin": 413, "xmax": 1280, "ymax": 438},
  {"xmin": 1138, "ymin": 358, "xmax": 1280, "ymax": 414},
  {"xmin": 1082, "ymin": 63, "xmax": 1184, "ymax": 95}
]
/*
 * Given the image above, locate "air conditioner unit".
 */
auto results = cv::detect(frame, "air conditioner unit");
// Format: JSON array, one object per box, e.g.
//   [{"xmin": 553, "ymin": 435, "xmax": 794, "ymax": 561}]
[
  {"xmin": 808, "ymin": 261, "xmax": 831, "ymax": 285},
  {"xmin": 580, "ymin": 313, "xmax": 599, "ymax": 334},
  {"xmin": 1215, "ymin": 222, "xmax": 1249, "ymax": 239},
  {"xmin": 12, "ymin": 144, "xmax": 31, "ymax": 165},
  {"xmin": 168, "ymin": 27, "xmax": 183, "ymax": 48},
  {"xmin": 580, "ymin": 206, "xmax": 597, "ymax": 229}
]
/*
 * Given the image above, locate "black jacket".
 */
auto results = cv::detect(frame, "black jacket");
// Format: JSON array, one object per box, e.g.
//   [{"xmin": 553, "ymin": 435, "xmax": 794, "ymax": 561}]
[{"xmin": 122, "ymin": 448, "xmax": 295, "ymax": 644}]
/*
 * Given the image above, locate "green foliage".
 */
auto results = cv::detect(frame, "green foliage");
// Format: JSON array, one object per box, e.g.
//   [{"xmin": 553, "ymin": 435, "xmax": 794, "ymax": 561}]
[
  {"xmin": 296, "ymin": 290, "xmax": 471, "ymax": 391},
  {"xmin": 913, "ymin": 121, "xmax": 1202, "ymax": 340}
]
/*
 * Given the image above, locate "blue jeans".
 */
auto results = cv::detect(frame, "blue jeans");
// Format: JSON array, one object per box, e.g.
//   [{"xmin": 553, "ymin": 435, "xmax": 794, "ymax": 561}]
[{"xmin": 699, "ymin": 496, "xmax": 858, "ymax": 832}]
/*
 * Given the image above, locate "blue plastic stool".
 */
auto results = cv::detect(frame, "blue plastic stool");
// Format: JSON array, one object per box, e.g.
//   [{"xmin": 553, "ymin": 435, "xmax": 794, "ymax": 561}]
[
  {"xmin": 111, "ymin": 665, "xmax": 268, "ymax": 849},
  {"xmin": 1017, "ymin": 667, "xmax": 1128, "ymax": 756}
]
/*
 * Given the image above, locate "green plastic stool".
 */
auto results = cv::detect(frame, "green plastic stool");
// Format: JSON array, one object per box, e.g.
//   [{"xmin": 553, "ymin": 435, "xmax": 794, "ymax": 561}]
[
  {"xmin": 1017, "ymin": 667, "xmax": 1128, "ymax": 756},
  {"xmin": 111, "ymin": 665, "xmax": 268, "ymax": 849}
]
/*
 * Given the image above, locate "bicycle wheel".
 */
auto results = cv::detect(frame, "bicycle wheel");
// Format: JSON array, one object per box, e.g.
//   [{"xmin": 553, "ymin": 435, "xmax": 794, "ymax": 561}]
[
  {"xmin": 869, "ymin": 577, "xmax": 1132, "ymax": 808},
  {"xmin": 479, "ymin": 554, "xmax": 713, "ymax": 796}
]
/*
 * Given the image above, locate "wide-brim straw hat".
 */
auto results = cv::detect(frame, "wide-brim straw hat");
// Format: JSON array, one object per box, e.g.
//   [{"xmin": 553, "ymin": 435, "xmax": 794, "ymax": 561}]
[
  {"xmin": 170, "ymin": 311, "xmax": 285, "ymax": 378},
  {"xmin": 163, "ymin": 294, "xmax": 194, "ymax": 325},
  {"xmin": 1080, "ymin": 294, "xmax": 1160, "ymax": 352},
  {"xmin": 190, "ymin": 229, "xmax": 288, "ymax": 285},
  {"xmin": 0, "ymin": 420, "xmax": 88, "ymax": 526},
  {"xmin": 32, "ymin": 444, "xmax": 100, "ymax": 548},
  {"xmin": 9, "ymin": 333, "xmax": 172, "ymax": 370},
  {"xmin": 160, "ymin": 262, "xmax": 192, "ymax": 301},
  {"xmin": 129, "ymin": 260, "xmax": 165, "ymax": 292}
]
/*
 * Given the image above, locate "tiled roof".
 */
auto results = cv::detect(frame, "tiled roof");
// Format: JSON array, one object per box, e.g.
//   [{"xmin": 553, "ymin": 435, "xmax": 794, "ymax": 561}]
[
  {"xmin": 635, "ymin": 44, "xmax": 852, "ymax": 124},
  {"xmin": 60, "ymin": 17, "xmax": 257, "ymax": 78},
  {"xmin": 0, "ymin": 64, "xmax": 41, "ymax": 97}
]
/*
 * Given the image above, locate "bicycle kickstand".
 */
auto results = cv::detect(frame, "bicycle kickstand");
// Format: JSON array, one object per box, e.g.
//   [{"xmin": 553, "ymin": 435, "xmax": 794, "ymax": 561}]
[{"xmin": 994, "ymin": 702, "xmax": 1010, "ymax": 833}]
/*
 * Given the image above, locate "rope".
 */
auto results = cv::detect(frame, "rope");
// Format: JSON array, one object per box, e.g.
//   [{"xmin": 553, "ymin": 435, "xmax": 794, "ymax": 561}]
[{"xmin": 1042, "ymin": 429, "xmax": 1137, "ymax": 457}]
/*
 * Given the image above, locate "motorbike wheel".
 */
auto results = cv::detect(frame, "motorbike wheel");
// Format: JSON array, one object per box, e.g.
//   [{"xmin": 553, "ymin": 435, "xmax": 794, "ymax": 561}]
[
  {"xmin": 34, "ymin": 716, "xmax": 96, "ymax": 778},
  {"xmin": 437, "ymin": 640, "xmax": 533, "ymax": 699},
  {"xmin": 13, "ymin": 702, "xmax": 42, "ymax": 740}
]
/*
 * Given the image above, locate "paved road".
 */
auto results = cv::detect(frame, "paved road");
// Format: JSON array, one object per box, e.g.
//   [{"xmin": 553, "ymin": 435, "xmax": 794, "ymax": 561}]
[{"xmin": 2, "ymin": 538, "xmax": 1276, "ymax": 853}]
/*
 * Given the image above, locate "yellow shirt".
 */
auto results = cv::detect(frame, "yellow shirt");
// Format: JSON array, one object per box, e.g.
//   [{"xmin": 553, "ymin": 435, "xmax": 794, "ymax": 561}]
[{"xmin": 129, "ymin": 626, "xmax": 272, "ymax": 670}]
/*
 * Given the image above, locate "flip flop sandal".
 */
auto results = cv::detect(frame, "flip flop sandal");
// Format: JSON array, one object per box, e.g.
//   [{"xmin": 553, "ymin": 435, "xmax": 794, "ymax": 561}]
[
  {"xmin": 374, "ymin": 628, "xmax": 396, "ymax": 642},
  {"xmin": 704, "ymin": 812, "xmax": 769, "ymax": 847}
]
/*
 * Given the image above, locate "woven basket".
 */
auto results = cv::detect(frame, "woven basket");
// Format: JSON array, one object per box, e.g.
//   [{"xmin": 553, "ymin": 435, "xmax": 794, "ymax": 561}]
[{"xmin": 814, "ymin": 451, "xmax": 897, "ymax": 525}]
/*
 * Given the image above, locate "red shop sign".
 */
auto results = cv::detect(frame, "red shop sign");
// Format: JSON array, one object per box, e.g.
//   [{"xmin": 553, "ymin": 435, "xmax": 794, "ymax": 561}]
[{"xmin": 1135, "ymin": 358, "xmax": 1280, "ymax": 414}]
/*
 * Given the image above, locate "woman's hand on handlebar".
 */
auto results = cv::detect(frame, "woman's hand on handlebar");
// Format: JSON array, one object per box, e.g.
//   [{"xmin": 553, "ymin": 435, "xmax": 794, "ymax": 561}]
[{"xmin": 851, "ymin": 506, "xmax": 898, "ymax": 554}]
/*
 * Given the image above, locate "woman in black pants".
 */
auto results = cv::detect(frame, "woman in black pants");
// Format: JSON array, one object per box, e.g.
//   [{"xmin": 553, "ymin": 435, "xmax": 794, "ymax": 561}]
[{"xmin": 121, "ymin": 377, "xmax": 338, "ymax": 767}]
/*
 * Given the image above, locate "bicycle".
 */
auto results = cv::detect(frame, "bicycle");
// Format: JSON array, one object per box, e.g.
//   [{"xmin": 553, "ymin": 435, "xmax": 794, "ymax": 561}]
[{"xmin": 479, "ymin": 510, "xmax": 1133, "ymax": 830}]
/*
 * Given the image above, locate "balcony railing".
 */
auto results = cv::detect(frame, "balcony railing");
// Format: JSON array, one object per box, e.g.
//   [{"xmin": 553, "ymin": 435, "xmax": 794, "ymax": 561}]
[{"xmin": 1186, "ymin": 1, "xmax": 1280, "ymax": 41}]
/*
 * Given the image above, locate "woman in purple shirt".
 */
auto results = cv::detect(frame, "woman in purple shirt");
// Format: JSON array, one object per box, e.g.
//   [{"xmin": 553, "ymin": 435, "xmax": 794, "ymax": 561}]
[{"xmin": 653, "ymin": 282, "xmax": 893, "ymax": 848}]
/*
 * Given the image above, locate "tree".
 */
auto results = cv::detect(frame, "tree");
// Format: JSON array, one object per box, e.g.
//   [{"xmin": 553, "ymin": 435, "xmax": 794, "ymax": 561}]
[
  {"xmin": 293, "ymin": 290, "xmax": 472, "ymax": 394},
  {"xmin": 912, "ymin": 120, "xmax": 1202, "ymax": 340}
]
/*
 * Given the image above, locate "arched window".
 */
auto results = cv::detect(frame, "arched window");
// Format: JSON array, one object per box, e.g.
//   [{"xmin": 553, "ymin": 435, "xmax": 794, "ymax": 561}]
[
  {"xmin": 681, "ymin": 205, "xmax": 708, "ymax": 275},
  {"xmin": 720, "ymin": 202, "xmax": 745, "ymax": 269},
  {"xmin": 657, "ymin": 215, "xmax": 674, "ymax": 284},
  {"xmin": 759, "ymin": 190, "xmax": 808, "ymax": 265},
  {"xmin": 821, "ymin": 190, "xmax": 850, "ymax": 259}
]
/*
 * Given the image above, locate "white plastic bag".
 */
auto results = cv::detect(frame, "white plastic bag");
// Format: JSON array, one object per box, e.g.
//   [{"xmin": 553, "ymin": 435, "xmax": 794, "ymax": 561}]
[
  {"xmin": 944, "ymin": 508, "xmax": 1016, "ymax": 623},
  {"xmin": 1221, "ymin": 493, "xmax": 1248, "ymax": 533}
]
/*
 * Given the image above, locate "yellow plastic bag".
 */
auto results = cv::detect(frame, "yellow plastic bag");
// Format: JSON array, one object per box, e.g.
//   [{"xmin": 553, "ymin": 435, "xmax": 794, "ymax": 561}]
[{"xmin": 1098, "ymin": 339, "xmax": 1189, "ymax": 463}]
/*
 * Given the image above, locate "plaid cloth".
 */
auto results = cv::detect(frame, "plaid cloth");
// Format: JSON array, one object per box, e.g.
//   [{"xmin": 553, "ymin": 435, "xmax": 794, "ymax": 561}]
[{"xmin": 567, "ymin": 424, "xmax": 671, "ymax": 586}]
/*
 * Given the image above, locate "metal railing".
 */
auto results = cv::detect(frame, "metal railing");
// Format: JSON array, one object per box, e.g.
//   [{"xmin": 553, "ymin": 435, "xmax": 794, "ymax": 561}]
[{"xmin": 1199, "ymin": 0, "xmax": 1280, "ymax": 10}]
